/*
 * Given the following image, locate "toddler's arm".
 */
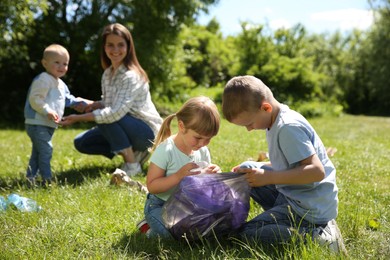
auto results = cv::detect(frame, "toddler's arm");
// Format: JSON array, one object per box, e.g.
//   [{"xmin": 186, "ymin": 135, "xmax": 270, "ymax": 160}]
[{"xmin": 47, "ymin": 110, "xmax": 60, "ymax": 123}]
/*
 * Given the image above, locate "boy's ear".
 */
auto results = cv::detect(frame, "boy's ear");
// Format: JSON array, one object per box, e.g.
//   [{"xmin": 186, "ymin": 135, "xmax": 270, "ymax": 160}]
[{"xmin": 261, "ymin": 102, "xmax": 273, "ymax": 113}]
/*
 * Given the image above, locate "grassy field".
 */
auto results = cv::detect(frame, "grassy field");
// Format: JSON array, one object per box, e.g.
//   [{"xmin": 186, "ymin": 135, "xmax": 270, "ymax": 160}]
[{"xmin": 0, "ymin": 114, "xmax": 389, "ymax": 259}]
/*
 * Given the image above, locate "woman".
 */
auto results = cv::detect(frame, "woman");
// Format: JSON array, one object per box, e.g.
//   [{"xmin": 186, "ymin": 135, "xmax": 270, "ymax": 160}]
[{"xmin": 60, "ymin": 23, "xmax": 162, "ymax": 176}]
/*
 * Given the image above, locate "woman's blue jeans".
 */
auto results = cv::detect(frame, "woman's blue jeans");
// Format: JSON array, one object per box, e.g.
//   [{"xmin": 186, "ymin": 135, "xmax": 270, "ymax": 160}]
[
  {"xmin": 144, "ymin": 193, "xmax": 173, "ymax": 239},
  {"xmin": 26, "ymin": 124, "xmax": 55, "ymax": 180},
  {"xmin": 237, "ymin": 161, "xmax": 317, "ymax": 244},
  {"xmin": 74, "ymin": 114, "xmax": 154, "ymax": 158}
]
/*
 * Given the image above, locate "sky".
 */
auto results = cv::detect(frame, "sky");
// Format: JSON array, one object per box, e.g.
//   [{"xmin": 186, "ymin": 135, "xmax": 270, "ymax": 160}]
[{"xmin": 198, "ymin": 0, "xmax": 374, "ymax": 36}]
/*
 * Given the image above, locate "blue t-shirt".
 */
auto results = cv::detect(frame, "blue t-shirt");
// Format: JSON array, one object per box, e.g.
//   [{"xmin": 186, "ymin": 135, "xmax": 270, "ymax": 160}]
[
  {"xmin": 150, "ymin": 137, "xmax": 211, "ymax": 201},
  {"xmin": 267, "ymin": 104, "xmax": 338, "ymax": 223}
]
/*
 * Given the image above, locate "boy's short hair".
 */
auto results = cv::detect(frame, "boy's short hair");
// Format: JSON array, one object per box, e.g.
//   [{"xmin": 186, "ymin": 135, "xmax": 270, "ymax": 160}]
[
  {"xmin": 43, "ymin": 44, "xmax": 69, "ymax": 60},
  {"xmin": 222, "ymin": 75, "xmax": 273, "ymax": 121}
]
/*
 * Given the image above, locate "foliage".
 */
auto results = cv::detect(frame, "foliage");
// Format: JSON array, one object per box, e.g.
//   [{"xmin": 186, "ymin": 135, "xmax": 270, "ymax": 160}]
[
  {"xmin": 1, "ymin": 0, "xmax": 390, "ymax": 127},
  {"xmin": 179, "ymin": 21, "xmax": 233, "ymax": 88},
  {"xmin": 231, "ymin": 24, "xmax": 324, "ymax": 104},
  {"xmin": 346, "ymin": 0, "xmax": 390, "ymax": 115},
  {"xmin": 0, "ymin": 0, "xmax": 218, "ymax": 124},
  {"xmin": 0, "ymin": 115, "xmax": 389, "ymax": 259},
  {"xmin": 292, "ymin": 100, "xmax": 344, "ymax": 118},
  {"xmin": 0, "ymin": 0, "xmax": 48, "ymax": 58}
]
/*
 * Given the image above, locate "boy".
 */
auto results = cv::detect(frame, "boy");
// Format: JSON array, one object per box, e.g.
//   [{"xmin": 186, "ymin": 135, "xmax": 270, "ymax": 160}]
[
  {"xmin": 222, "ymin": 75, "xmax": 346, "ymax": 253},
  {"xmin": 24, "ymin": 44, "xmax": 85, "ymax": 187}
]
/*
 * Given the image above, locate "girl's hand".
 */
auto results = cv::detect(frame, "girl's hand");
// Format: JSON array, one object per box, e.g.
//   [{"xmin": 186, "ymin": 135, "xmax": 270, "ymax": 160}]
[
  {"xmin": 204, "ymin": 164, "xmax": 222, "ymax": 174},
  {"xmin": 177, "ymin": 162, "xmax": 202, "ymax": 178}
]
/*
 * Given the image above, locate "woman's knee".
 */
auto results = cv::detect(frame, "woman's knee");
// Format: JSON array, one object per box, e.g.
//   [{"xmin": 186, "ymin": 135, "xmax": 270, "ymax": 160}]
[{"xmin": 73, "ymin": 134, "xmax": 84, "ymax": 152}]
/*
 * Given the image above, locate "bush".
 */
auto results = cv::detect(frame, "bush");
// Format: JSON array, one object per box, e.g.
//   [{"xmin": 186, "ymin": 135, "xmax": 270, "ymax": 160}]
[{"xmin": 292, "ymin": 101, "xmax": 344, "ymax": 118}]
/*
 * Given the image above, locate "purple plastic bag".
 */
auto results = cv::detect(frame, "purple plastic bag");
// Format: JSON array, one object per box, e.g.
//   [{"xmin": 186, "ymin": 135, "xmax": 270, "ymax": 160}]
[{"xmin": 162, "ymin": 172, "xmax": 250, "ymax": 240}]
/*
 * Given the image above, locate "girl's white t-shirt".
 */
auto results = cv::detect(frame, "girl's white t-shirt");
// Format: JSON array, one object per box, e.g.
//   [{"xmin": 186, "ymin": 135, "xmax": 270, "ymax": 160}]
[{"xmin": 150, "ymin": 137, "xmax": 211, "ymax": 201}]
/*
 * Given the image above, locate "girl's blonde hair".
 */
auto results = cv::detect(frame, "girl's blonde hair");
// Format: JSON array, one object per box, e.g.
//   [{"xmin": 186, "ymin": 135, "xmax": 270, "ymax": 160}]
[
  {"xmin": 151, "ymin": 96, "xmax": 220, "ymax": 151},
  {"xmin": 100, "ymin": 23, "xmax": 149, "ymax": 82}
]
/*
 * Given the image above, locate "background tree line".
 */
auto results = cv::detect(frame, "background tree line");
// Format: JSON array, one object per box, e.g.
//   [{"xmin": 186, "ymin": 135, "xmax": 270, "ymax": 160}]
[{"xmin": 0, "ymin": 0, "xmax": 389, "ymax": 126}]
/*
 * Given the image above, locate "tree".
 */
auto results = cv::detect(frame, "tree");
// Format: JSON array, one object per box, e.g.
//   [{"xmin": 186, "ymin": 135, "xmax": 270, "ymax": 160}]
[
  {"xmin": 0, "ymin": 0, "xmax": 218, "ymax": 124},
  {"xmin": 343, "ymin": 0, "xmax": 390, "ymax": 115},
  {"xmin": 232, "ymin": 23, "xmax": 322, "ymax": 103},
  {"xmin": 361, "ymin": 0, "xmax": 390, "ymax": 115},
  {"xmin": 0, "ymin": 0, "xmax": 49, "ymax": 124},
  {"xmin": 178, "ymin": 20, "xmax": 233, "ymax": 88}
]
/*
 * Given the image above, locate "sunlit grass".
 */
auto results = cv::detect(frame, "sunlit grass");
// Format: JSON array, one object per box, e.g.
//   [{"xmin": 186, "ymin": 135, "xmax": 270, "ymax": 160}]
[{"xmin": 0, "ymin": 114, "xmax": 389, "ymax": 259}]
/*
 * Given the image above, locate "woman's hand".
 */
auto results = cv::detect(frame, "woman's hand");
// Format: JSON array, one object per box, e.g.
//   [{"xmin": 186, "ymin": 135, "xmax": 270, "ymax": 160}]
[
  {"xmin": 59, "ymin": 114, "xmax": 81, "ymax": 126},
  {"xmin": 85, "ymin": 101, "xmax": 103, "ymax": 112}
]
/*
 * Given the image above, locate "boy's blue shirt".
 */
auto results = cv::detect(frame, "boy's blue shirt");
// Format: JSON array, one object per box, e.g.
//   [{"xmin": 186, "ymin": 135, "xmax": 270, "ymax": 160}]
[{"xmin": 266, "ymin": 104, "xmax": 338, "ymax": 223}]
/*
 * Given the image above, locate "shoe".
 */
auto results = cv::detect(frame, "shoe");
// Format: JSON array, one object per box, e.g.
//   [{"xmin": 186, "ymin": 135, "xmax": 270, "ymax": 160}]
[
  {"xmin": 134, "ymin": 150, "xmax": 151, "ymax": 165},
  {"xmin": 121, "ymin": 162, "xmax": 142, "ymax": 177},
  {"xmin": 26, "ymin": 178, "xmax": 37, "ymax": 189},
  {"xmin": 41, "ymin": 179, "xmax": 52, "ymax": 187},
  {"xmin": 137, "ymin": 218, "xmax": 151, "ymax": 235},
  {"xmin": 312, "ymin": 219, "xmax": 348, "ymax": 255}
]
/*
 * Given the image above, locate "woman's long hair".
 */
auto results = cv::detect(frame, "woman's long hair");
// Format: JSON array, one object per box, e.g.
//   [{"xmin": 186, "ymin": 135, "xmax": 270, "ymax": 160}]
[{"xmin": 100, "ymin": 23, "xmax": 149, "ymax": 82}]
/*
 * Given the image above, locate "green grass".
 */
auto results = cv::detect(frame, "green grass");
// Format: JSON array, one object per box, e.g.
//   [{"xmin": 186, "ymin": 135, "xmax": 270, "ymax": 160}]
[{"xmin": 0, "ymin": 114, "xmax": 389, "ymax": 259}]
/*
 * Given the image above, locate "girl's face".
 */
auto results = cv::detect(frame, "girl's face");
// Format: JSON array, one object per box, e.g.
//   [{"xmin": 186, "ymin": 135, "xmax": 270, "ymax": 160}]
[
  {"xmin": 104, "ymin": 34, "xmax": 127, "ymax": 68},
  {"xmin": 42, "ymin": 53, "xmax": 69, "ymax": 79},
  {"xmin": 176, "ymin": 121, "xmax": 213, "ymax": 154}
]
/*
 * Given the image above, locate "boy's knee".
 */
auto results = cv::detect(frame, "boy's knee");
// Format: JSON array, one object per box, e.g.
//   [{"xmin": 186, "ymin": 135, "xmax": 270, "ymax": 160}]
[
  {"xmin": 239, "ymin": 161, "xmax": 257, "ymax": 169},
  {"xmin": 239, "ymin": 161, "xmax": 272, "ymax": 171}
]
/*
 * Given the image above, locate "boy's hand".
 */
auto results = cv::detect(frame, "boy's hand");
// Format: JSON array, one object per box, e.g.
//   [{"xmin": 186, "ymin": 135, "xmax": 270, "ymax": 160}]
[
  {"xmin": 233, "ymin": 167, "xmax": 252, "ymax": 174},
  {"xmin": 47, "ymin": 111, "xmax": 60, "ymax": 123},
  {"xmin": 242, "ymin": 168, "xmax": 270, "ymax": 187}
]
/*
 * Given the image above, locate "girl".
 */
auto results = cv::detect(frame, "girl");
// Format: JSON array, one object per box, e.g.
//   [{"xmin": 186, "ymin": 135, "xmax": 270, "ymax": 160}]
[
  {"xmin": 141, "ymin": 96, "xmax": 221, "ymax": 238},
  {"xmin": 60, "ymin": 23, "xmax": 162, "ymax": 176}
]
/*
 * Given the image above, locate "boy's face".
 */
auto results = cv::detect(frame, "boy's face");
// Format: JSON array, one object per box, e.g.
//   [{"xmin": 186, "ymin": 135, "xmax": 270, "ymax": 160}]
[
  {"xmin": 230, "ymin": 104, "xmax": 273, "ymax": 131},
  {"xmin": 42, "ymin": 53, "xmax": 69, "ymax": 79}
]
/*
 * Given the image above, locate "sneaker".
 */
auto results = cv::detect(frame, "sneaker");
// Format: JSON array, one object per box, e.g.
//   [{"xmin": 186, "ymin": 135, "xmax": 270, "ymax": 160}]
[
  {"xmin": 41, "ymin": 179, "xmax": 52, "ymax": 188},
  {"xmin": 134, "ymin": 150, "xmax": 151, "ymax": 165},
  {"xmin": 26, "ymin": 178, "xmax": 37, "ymax": 189},
  {"xmin": 137, "ymin": 218, "xmax": 151, "ymax": 235},
  {"xmin": 312, "ymin": 219, "xmax": 348, "ymax": 255},
  {"xmin": 121, "ymin": 162, "xmax": 142, "ymax": 177}
]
